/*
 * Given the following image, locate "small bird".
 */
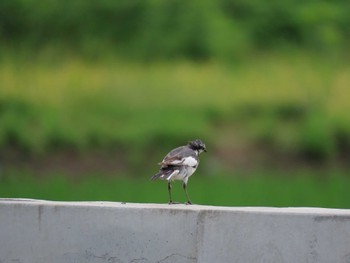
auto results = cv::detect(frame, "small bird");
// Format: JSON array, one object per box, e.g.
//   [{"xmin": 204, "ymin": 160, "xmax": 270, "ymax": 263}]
[{"xmin": 150, "ymin": 139, "xmax": 207, "ymax": 205}]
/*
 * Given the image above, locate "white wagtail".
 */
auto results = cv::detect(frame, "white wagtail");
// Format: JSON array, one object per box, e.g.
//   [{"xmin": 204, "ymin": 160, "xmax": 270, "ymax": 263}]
[{"xmin": 150, "ymin": 139, "xmax": 207, "ymax": 205}]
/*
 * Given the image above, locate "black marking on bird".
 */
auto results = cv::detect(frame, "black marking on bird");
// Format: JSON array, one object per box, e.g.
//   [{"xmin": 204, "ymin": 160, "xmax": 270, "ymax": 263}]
[{"xmin": 150, "ymin": 139, "xmax": 207, "ymax": 205}]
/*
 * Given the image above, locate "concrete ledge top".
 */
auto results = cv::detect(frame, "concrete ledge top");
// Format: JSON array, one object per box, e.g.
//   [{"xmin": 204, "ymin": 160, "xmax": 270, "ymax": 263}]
[
  {"xmin": 1, "ymin": 198, "xmax": 349, "ymax": 216},
  {"xmin": 2, "ymin": 198, "xmax": 350, "ymax": 263}
]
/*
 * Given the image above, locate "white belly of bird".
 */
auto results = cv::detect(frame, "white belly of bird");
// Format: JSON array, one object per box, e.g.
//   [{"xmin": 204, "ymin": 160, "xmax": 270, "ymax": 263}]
[{"xmin": 167, "ymin": 166, "xmax": 197, "ymax": 183}]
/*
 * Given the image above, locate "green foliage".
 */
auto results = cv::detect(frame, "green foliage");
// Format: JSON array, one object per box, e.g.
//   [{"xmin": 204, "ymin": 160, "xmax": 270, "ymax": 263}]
[
  {"xmin": 0, "ymin": 0, "xmax": 349, "ymax": 60},
  {"xmin": 1, "ymin": 0, "xmax": 349, "ymax": 204},
  {"xmin": 0, "ymin": 98, "xmax": 42, "ymax": 153},
  {"xmin": 299, "ymin": 111, "xmax": 335, "ymax": 161},
  {"xmin": 1, "ymin": 55, "xmax": 350, "ymax": 167},
  {"xmin": 1, "ymin": 171, "xmax": 350, "ymax": 208}
]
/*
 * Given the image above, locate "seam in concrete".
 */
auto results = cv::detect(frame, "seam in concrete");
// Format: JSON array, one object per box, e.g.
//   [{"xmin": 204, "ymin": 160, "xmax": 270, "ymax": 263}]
[
  {"xmin": 195, "ymin": 210, "xmax": 206, "ymax": 263},
  {"xmin": 157, "ymin": 253, "xmax": 196, "ymax": 263}
]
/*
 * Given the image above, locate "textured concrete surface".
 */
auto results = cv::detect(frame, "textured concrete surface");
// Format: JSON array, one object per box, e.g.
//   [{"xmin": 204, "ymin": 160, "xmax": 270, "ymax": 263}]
[{"xmin": 1, "ymin": 199, "xmax": 350, "ymax": 263}]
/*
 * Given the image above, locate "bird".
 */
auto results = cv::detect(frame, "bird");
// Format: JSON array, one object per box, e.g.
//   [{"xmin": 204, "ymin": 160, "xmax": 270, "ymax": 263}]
[{"xmin": 150, "ymin": 139, "xmax": 207, "ymax": 205}]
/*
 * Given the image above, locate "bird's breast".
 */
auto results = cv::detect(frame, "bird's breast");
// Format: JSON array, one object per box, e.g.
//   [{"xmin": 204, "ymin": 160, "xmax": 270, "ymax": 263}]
[
  {"xmin": 169, "ymin": 165, "xmax": 197, "ymax": 181},
  {"xmin": 182, "ymin": 156, "xmax": 198, "ymax": 167}
]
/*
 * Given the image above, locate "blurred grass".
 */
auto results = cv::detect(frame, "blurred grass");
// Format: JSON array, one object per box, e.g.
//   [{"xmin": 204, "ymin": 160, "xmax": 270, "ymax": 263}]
[
  {"xmin": 1, "ymin": 0, "xmax": 349, "ymax": 60},
  {"xmin": 1, "ymin": 0, "xmax": 350, "ymax": 208},
  {"xmin": 1, "ymin": 53, "xmax": 350, "ymax": 163},
  {"xmin": 1, "ymin": 53, "xmax": 350, "ymax": 208},
  {"xmin": 1, "ymin": 170, "xmax": 349, "ymax": 208}
]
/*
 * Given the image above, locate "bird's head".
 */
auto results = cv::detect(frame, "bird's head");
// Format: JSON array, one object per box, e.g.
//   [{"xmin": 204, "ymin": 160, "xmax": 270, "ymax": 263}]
[{"xmin": 188, "ymin": 139, "xmax": 207, "ymax": 154}]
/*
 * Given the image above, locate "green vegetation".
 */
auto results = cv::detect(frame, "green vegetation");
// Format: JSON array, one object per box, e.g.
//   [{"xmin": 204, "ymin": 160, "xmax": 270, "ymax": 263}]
[
  {"xmin": 1, "ymin": 170, "xmax": 350, "ymax": 208},
  {"xmin": 1, "ymin": 54, "xmax": 350, "ymax": 165},
  {"xmin": 1, "ymin": 0, "xmax": 349, "ymax": 60},
  {"xmin": 1, "ymin": 0, "xmax": 349, "ymax": 207}
]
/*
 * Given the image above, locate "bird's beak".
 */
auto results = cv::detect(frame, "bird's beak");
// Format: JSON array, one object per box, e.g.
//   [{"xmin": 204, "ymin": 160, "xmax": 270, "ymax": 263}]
[{"xmin": 204, "ymin": 149, "xmax": 207, "ymax": 152}]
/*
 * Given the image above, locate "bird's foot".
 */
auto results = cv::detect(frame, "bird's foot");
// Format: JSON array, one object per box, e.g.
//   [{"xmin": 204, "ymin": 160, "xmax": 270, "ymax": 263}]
[
  {"xmin": 185, "ymin": 201, "xmax": 192, "ymax": 205},
  {"xmin": 168, "ymin": 201, "xmax": 180, "ymax": 205}
]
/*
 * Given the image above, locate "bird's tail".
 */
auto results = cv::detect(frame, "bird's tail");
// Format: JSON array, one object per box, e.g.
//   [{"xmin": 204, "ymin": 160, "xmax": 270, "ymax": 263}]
[
  {"xmin": 150, "ymin": 172, "xmax": 161, "ymax": 181},
  {"xmin": 150, "ymin": 168, "xmax": 174, "ymax": 181}
]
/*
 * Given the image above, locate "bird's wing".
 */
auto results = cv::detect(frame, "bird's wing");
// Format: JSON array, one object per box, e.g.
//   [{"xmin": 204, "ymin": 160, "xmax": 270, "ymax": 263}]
[{"xmin": 159, "ymin": 146, "xmax": 198, "ymax": 167}]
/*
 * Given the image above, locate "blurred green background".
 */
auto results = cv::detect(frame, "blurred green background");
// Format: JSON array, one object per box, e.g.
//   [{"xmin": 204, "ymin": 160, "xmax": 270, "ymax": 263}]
[{"xmin": 1, "ymin": 0, "xmax": 350, "ymax": 207}]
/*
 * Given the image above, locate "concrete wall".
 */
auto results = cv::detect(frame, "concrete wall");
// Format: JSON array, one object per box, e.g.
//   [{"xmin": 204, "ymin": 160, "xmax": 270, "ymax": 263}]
[{"xmin": 1, "ymin": 199, "xmax": 350, "ymax": 263}]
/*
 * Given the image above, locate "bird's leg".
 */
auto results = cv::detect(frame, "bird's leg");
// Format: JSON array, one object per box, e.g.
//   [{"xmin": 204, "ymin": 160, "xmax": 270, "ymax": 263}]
[
  {"xmin": 168, "ymin": 181, "xmax": 173, "ymax": 204},
  {"xmin": 183, "ymin": 182, "xmax": 192, "ymax": 205}
]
